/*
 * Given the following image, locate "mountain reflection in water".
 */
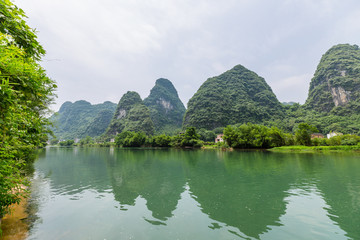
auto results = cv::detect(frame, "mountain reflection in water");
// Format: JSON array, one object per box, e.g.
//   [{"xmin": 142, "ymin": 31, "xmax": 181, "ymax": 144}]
[{"xmin": 4, "ymin": 148, "xmax": 358, "ymax": 240}]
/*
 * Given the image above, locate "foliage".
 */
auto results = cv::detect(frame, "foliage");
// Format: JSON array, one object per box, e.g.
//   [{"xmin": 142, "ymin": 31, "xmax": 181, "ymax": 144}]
[
  {"xmin": 0, "ymin": 1, "xmax": 56, "ymax": 218},
  {"xmin": 197, "ymin": 128, "xmax": 217, "ymax": 142},
  {"xmin": 0, "ymin": 0, "xmax": 44, "ymax": 60},
  {"xmin": 79, "ymin": 136, "xmax": 95, "ymax": 146},
  {"xmin": 59, "ymin": 140, "xmax": 75, "ymax": 147},
  {"xmin": 149, "ymin": 134, "xmax": 172, "ymax": 147},
  {"xmin": 144, "ymin": 78, "xmax": 186, "ymax": 134},
  {"xmin": 223, "ymin": 123, "xmax": 286, "ymax": 149},
  {"xmin": 311, "ymin": 134, "xmax": 360, "ymax": 146},
  {"xmin": 49, "ymin": 101, "xmax": 116, "ymax": 140},
  {"xmin": 171, "ymin": 127, "xmax": 203, "ymax": 148},
  {"xmin": 115, "ymin": 131, "xmax": 147, "ymax": 147},
  {"xmin": 270, "ymin": 144, "xmax": 360, "ymax": 152},
  {"xmin": 106, "ymin": 91, "xmax": 154, "ymax": 136},
  {"xmin": 305, "ymin": 44, "xmax": 360, "ymax": 113},
  {"xmin": 295, "ymin": 123, "xmax": 318, "ymax": 146},
  {"xmin": 183, "ymin": 64, "xmax": 284, "ymax": 130},
  {"xmin": 49, "ymin": 138, "xmax": 59, "ymax": 145}
]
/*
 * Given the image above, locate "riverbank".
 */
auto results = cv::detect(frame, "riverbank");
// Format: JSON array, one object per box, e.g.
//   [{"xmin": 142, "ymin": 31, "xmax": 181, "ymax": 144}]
[
  {"xmin": 269, "ymin": 145, "xmax": 360, "ymax": 153},
  {"xmin": 0, "ymin": 197, "xmax": 28, "ymax": 240}
]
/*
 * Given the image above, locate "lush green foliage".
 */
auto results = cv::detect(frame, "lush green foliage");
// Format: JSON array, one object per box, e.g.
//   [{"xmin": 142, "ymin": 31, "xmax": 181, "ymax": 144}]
[
  {"xmin": 0, "ymin": 1, "xmax": 56, "ymax": 218},
  {"xmin": 0, "ymin": 0, "xmax": 44, "ymax": 60},
  {"xmin": 59, "ymin": 140, "xmax": 75, "ymax": 147},
  {"xmin": 295, "ymin": 123, "xmax": 318, "ymax": 146},
  {"xmin": 144, "ymin": 78, "xmax": 186, "ymax": 134},
  {"xmin": 49, "ymin": 101, "xmax": 116, "ymax": 140},
  {"xmin": 271, "ymin": 144, "xmax": 360, "ymax": 152},
  {"xmin": 311, "ymin": 134, "xmax": 360, "ymax": 146},
  {"xmin": 79, "ymin": 136, "xmax": 95, "ymax": 146},
  {"xmin": 265, "ymin": 103, "xmax": 360, "ymax": 136},
  {"xmin": 305, "ymin": 44, "xmax": 360, "ymax": 113},
  {"xmin": 172, "ymin": 127, "xmax": 203, "ymax": 148},
  {"xmin": 183, "ymin": 65, "xmax": 284, "ymax": 130},
  {"xmin": 197, "ymin": 128, "xmax": 217, "ymax": 142},
  {"xmin": 223, "ymin": 123, "xmax": 291, "ymax": 149},
  {"xmin": 148, "ymin": 134, "xmax": 172, "ymax": 147},
  {"xmin": 113, "ymin": 128, "xmax": 202, "ymax": 148},
  {"xmin": 106, "ymin": 91, "xmax": 154, "ymax": 136},
  {"xmin": 115, "ymin": 131, "xmax": 147, "ymax": 147}
]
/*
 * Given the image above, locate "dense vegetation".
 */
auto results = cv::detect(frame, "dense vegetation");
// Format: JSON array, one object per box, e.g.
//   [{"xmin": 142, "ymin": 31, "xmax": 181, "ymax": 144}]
[
  {"xmin": 305, "ymin": 44, "xmax": 360, "ymax": 113},
  {"xmin": 0, "ymin": 0, "xmax": 56, "ymax": 219},
  {"xmin": 144, "ymin": 78, "xmax": 186, "ymax": 134},
  {"xmin": 183, "ymin": 64, "xmax": 284, "ymax": 130},
  {"xmin": 266, "ymin": 103, "xmax": 360, "ymax": 136},
  {"xmin": 105, "ymin": 91, "xmax": 155, "ymax": 136},
  {"xmin": 49, "ymin": 100, "xmax": 116, "ymax": 140}
]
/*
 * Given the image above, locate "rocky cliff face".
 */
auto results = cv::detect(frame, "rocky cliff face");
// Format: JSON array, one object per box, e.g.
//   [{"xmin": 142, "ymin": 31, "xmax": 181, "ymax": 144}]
[
  {"xmin": 183, "ymin": 64, "xmax": 284, "ymax": 130},
  {"xmin": 305, "ymin": 44, "xmax": 360, "ymax": 113},
  {"xmin": 144, "ymin": 78, "xmax": 186, "ymax": 134},
  {"xmin": 106, "ymin": 91, "xmax": 154, "ymax": 136}
]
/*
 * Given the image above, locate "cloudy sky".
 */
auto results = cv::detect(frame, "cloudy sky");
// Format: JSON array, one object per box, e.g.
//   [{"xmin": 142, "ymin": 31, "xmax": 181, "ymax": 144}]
[{"xmin": 15, "ymin": 0, "xmax": 360, "ymax": 111}]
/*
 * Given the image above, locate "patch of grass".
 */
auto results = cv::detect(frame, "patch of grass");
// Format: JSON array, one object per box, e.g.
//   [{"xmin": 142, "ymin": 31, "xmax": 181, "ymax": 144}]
[{"xmin": 269, "ymin": 145, "xmax": 360, "ymax": 153}]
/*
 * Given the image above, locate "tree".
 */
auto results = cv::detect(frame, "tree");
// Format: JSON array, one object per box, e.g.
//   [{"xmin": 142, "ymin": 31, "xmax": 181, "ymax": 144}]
[
  {"xmin": 79, "ymin": 136, "xmax": 95, "ymax": 146},
  {"xmin": 115, "ymin": 131, "xmax": 147, "ymax": 147},
  {"xmin": 223, "ymin": 123, "xmax": 286, "ymax": 148},
  {"xmin": 151, "ymin": 134, "xmax": 172, "ymax": 147},
  {"xmin": 177, "ymin": 127, "xmax": 203, "ymax": 148},
  {"xmin": 295, "ymin": 123, "xmax": 318, "ymax": 146},
  {"xmin": 0, "ymin": 0, "xmax": 45, "ymax": 59},
  {"xmin": 0, "ymin": 0, "xmax": 56, "ymax": 219}
]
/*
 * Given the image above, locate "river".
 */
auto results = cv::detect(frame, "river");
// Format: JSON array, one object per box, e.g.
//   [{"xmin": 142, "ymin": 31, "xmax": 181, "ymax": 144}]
[{"xmin": 2, "ymin": 147, "xmax": 360, "ymax": 240}]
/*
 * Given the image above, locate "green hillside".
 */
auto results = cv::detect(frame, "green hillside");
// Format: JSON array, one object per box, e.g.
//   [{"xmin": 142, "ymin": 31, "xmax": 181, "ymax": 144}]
[
  {"xmin": 144, "ymin": 78, "xmax": 186, "ymax": 134},
  {"xmin": 105, "ymin": 91, "xmax": 154, "ymax": 136},
  {"xmin": 50, "ymin": 100, "xmax": 117, "ymax": 139},
  {"xmin": 183, "ymin": 64, "xmax": 284, "ymax": 130},
  {"xmin": 305, "ymin": 44, "xmax": 360, "ymax": 113}
]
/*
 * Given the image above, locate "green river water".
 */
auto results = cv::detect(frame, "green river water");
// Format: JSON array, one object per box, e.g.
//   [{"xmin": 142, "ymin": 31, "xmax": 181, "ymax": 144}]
[{"xmin": 16, "ymin": 147, "xmax": 360, "ymax": 239}]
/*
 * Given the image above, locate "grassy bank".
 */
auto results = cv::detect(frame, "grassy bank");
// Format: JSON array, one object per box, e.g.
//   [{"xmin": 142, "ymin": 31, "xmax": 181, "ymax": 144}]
[{"xmin": 269, "ymin": 145, "xmax": 360, "ymax": 153}]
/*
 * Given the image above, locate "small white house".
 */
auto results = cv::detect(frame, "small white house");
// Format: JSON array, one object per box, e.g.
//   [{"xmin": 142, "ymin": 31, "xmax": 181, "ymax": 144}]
[
  {"xmin": 327, "ymin": 132, "xmax": 343, "ymax": 139},
  {"xmin": 215, "ymin": 134, "xmax": 224, "ymax": 143}
]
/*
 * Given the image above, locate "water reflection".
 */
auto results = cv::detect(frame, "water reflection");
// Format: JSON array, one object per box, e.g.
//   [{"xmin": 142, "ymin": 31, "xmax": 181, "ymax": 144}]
[
  {"xmin": 186, "ymin": 151, "xmax": 295, "ymax": 239},
  {"xmin": 313, "ymin": 155, "xmax": 360, "ymax": 240},
  {"xmin": 106, "ymin": 149, "xmax": 186, "ymax": 222},
  {"xmin": 15, "ymin": 148, "xmax": 360, "ymax": 240}
]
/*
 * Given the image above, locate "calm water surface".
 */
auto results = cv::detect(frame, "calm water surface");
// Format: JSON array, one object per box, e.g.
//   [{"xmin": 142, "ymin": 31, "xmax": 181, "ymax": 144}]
[{"xmin": 22, "ymin": 148, "xmax": 360, "ymax": 239}]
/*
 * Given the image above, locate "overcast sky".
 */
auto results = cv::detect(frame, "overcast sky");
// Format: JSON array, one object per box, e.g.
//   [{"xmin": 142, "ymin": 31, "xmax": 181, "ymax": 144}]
[{"xmin": 15, "ymin": 0, "xmax": 360, "ymax": 111}]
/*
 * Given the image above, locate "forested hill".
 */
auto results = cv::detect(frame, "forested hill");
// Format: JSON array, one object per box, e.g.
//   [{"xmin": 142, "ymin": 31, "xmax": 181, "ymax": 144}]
[
  {"xmin": 183, "ymin": 64, "xmax": 284, "ymax": 130},
  {"xmin": 105, "ymin": 91, "xmax": 154, "ymax": 136},
  {"xmin": 144, "ymin": 78, "xmax": 186, "ymax": 134},
  {"xmin": 305, "ymin": 44, "xmax": 360, "ymax": 113},
  {"xmin": 49, "ymin": 100, "xmax": 116, "ymax": 140}
]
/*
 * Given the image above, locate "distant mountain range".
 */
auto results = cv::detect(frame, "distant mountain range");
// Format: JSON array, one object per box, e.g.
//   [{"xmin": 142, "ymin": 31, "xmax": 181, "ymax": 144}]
[
  {"xmin": 50, "ymin": 43, "xmax": 360, "ymax": 139},
  {"xmin": 49, "ymin": 100, "xmax": 116, "ymax": 140}
]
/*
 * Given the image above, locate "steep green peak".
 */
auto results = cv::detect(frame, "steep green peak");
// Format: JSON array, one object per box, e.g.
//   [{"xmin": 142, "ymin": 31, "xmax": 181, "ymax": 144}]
[
  {"xmin": 144, "ymin": 78, "xmax": 186, "ymax": 134},
  {"xmin": 73, "ymin": 100, "xmax": 92, "ymax": 106},
  {"xmin": 324, "ymin": 43, "xmax": 359, "ymax": 56},
  {"xmin": 153, "ymin": 78, "xmax": 178, "ymax": 97},
  {"xmin": 58, "ymin": 100, "xmax": 92, "ymax": 113},
  {"xmin": 305, "ymin": 43, "xmax": 360, "ymax": 112},
  {"xmin": 183, "ymin": 64, "xmax": 283, "ymax": 130},
  {"xmin": 106, "ymin": 91, "xmax": 154, "ymax": 136},
  {"xmin": 117, "ymin": 91, "xmax": 143, "ymax": 112},
  {"xmin": 58, "ymin": 101, "xmax": 73, "ymax": 113}
]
